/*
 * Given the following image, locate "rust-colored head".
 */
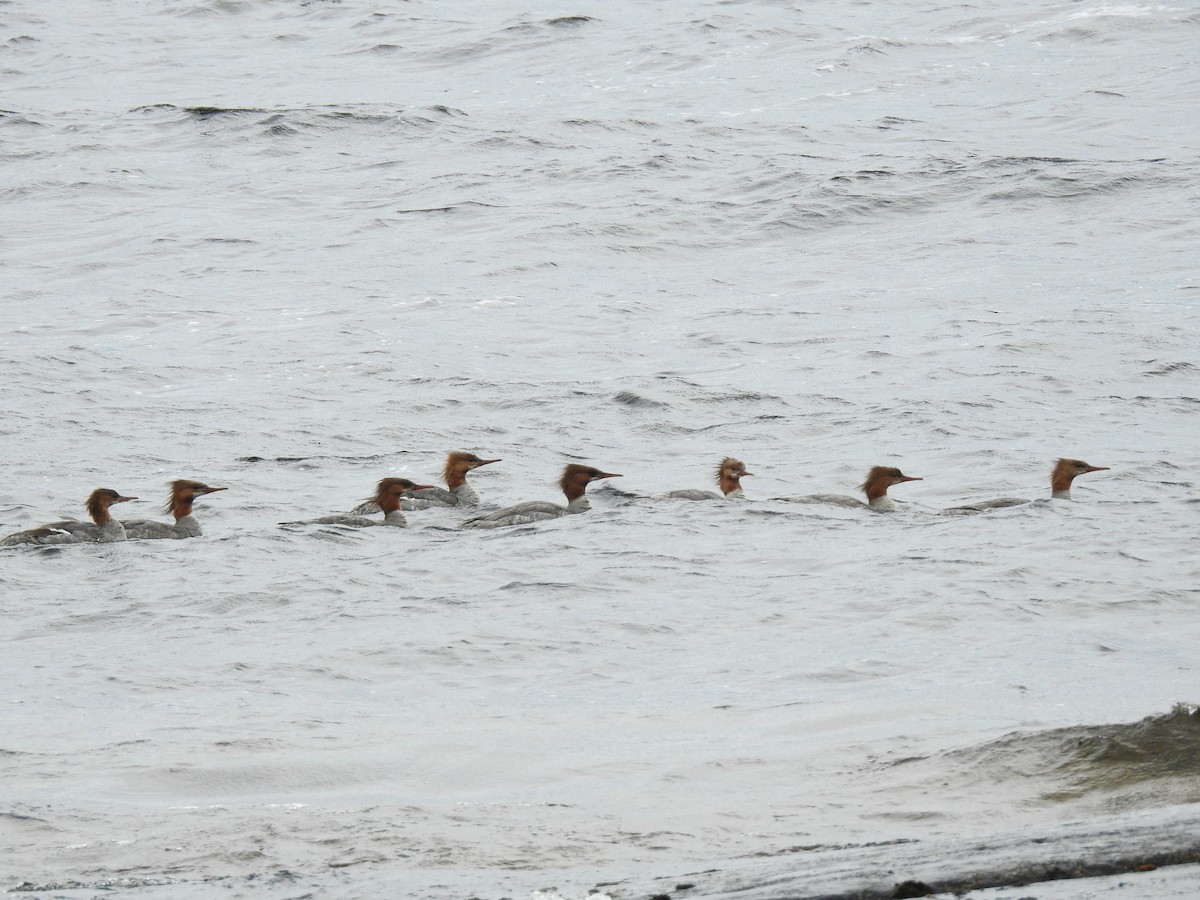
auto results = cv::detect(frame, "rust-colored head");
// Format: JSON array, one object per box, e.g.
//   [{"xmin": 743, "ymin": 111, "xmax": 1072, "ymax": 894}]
[
  {"xmin": 1051, "ymin": 458, "xmax": 1109, "ymax": 495},
  {"xmin": 859, "ymin": 466, "xmax": 922, "ymax": 503},
  {"xmin": 714, "ymin": 457, "xmax": 752, "ymax": 495},
  {"xmin": 443, "ymin": 451, "xmax": 501, "ymax": 489},
  {"xmin": 86, "ymin": 488, "xmax": 137, "ymax": 524},
  {"xmin": 559, "ymin": 464, "xmax": 621, "ymax": 501},
  {"xmin": 372, "ymin": 477, "xmax": 432, "ymax": 513},
  {"xmin": 165, "ymin": 480, "xmax": 226, "ymax": 519}
]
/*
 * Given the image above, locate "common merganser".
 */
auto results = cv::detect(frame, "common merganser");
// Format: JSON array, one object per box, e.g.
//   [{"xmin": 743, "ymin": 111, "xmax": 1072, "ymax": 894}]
[
  {"xmin": 460, "ymin": 464, "xmax": 621, "ymax": 529},
  {"xmin": 778, "ymin": 466, "xmax": 922, "ymax": 511},
  {"xmin": 1050, "ymin": 458, "xmax": 1109, "ymax": 498},
  {"xmin": 349, "ymin": 452, "xmax": 501, "ymax": 514},
  {"xmin": 406, "ymin": 451, "xmax": 501, "ymax": 508},
  {"xmin": 656, "ymin": 457, "xmax": 752, "ymax": 501},
  {"xmin": 123, "ymin": 480, "xmax": 227, "ymax": 540},
  {"xmin": 0, "ymin": 488, "xmax": 138, "ymax": 546},
  {"xmin": 943, "ymin": 458, "xmax": 1110, "ymax": 514},
  {"xmin": 283, "ymin": 477, "xmax": 432, "ymax": 528}
]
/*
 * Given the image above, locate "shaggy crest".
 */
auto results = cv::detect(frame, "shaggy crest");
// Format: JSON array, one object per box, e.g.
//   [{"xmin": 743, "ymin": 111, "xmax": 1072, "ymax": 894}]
[
  {"xmin": 714, "ymin": 457, "xmax": 746, "ymax": 483},
  {"xmin": 859, "ymin": 466, "xmax": 921, "ymax": 503},
  {"xmin": 369, "ymin": 477, "xmax": 423, "ymax": 512},
  {"xmin": 443, "ymin": 451, "xmax": 500, "ymax": 488},
  {"xmin": 713, "ymin": 457, "xmax": 752, "ymax": 495},
  {"xmin": 86, "ymin": 488, "xmax": 134, "ymax": 523},
  {"xmin": 860, "ymin": 466, "xmax": 905, "ymax": 494},
  {"xmin": 163, "ymin": 480, "xmax": 225, "ymax": 516}
]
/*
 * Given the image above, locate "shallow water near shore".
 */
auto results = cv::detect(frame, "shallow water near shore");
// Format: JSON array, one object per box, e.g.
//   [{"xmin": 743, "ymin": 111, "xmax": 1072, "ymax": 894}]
[{"xmin": 3, "ymin": 1, "xmax": 1199, "ymax": 897}]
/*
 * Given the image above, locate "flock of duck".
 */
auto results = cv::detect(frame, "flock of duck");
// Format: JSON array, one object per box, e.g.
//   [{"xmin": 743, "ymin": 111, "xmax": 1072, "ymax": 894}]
[{"xmin": 0, "ymin": 452, "xmax": 1110, "ymax": 547}]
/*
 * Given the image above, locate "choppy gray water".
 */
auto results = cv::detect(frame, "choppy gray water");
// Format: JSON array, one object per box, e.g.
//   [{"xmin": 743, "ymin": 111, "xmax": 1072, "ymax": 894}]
[{"xmin": 3, "ymin": 1, "xmax": 1199, "ymax": 897}]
